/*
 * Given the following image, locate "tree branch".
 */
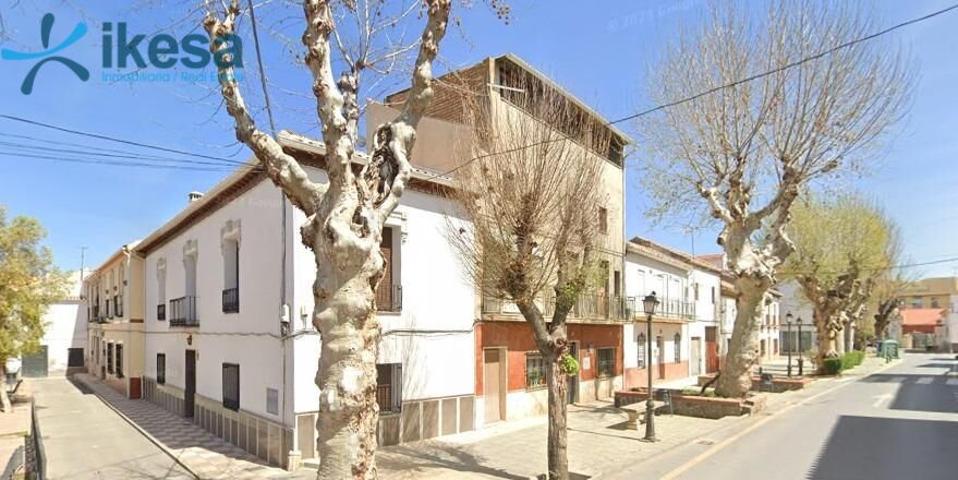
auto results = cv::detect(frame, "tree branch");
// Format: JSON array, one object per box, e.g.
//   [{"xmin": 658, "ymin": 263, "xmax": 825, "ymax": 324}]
[{"xmin": 204, "ymin": 0, "xmax": 322, "ymax": 215}]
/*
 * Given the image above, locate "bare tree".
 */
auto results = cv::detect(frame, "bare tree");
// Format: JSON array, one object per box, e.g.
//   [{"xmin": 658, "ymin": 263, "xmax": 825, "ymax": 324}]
[
  {"xmin": 639, "ymin": 0, "xmax": 910, "ymax": 396},
  {"xmin": 202, "ymin": 0, "xmax": 451, "ymax": 477},
  {"xmin": 448, "ymin": 78, "xmax": 607, "ymax": 480}
]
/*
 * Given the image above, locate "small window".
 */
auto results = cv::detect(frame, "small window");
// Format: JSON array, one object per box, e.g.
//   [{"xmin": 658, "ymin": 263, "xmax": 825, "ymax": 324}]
[
  {"xmin": 157, "ymin": 354, "xmax": 166, "ymax": 385},
  {"xmin": 637, "ymin": 334, "xmax": 646, "ymax": 369},
  {"xmin": 694, "ymin": 283, "xmax": 699, "ymax": 301},
  {"xmin": 107, "ymin": 343, "xmax": 114, "ymax": 374},
  {"xmin": 115, "ymin": 344, "xmax": 124, "ymax": 378},
  {"xmin": 673, "ymin": 333, "xmax": 681, "ymax": 363},
  {"xmin": 598, "ymin": 207, "xmax": 608, "ymax": 234},
  {"xmin": 525, "ymin": 353, "xmax": 546, "ymax": 388},
  {"xmin": 266, "ymin": 388, "xmax": 279, "ymax": 415},
  {"xmin": 376, "ymin": 363, "xmax": 403, "ymax": 413},
  {"xmin": 223, "ymin": 363, "xmax": 240, "ymax": 411},
  {"xmin": 711, "ymin": 286, "xmax": 716, "ymax": 304},
  {"xmin": 597, "ymin": 348, "xmax": 615, "ymax": 378}
]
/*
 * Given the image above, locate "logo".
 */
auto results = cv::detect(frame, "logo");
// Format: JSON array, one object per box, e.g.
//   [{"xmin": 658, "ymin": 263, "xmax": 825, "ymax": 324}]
[
  {"xmin": 1, "ymin": 13, "xmax": 89, "ymax": 94},
  {"xmin": 2, "ymin": 13, "xmax": 244, "ymax": 94}
]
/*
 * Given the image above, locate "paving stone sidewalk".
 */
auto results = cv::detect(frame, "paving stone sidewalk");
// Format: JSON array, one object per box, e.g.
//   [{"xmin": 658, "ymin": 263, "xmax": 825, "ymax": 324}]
[{"xmin": 74, "ymin": 374, "xmax": 294, "ymax": 480}]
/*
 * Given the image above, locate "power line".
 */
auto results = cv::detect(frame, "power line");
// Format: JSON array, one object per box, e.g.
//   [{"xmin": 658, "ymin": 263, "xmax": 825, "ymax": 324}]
[
  {"xmin": 0, "ymin": 140, "xmax": 251, "ymax": 168},
  {"xmin": 422, "ymin": 2, "xmax": 958, "ymax": 181},
  {"xmin": 0, "ymin": 151, "xmax": 240, "ymax": 172},
  {"xmin": 0, "ymin": 114, "xmax": 250, "ymax": 165}
]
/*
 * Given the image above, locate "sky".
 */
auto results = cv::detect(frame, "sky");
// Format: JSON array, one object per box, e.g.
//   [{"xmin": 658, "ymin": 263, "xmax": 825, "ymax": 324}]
[{"xmin": 0, "ymin": 0, "xmax": 956, "ymax": 278}]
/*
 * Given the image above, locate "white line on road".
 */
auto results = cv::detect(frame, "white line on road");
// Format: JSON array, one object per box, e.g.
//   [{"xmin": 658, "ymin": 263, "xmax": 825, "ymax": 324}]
[
  {"xmin": 916, "ymin": 377, "xmax": 934, "ymax": 385},
  {"xmin": 946, "ymin": 379, "xmax": 958, "ymax": 386},
  {"xmin": 871, "ymin": 393, "xmax": 893, "ymax": 408}
]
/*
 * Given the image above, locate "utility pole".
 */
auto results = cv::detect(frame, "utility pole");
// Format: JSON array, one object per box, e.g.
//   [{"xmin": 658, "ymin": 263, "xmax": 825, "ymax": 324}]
[{"xmin": 80, "ymin": 246, "xmax": 88, "ymax": 281}]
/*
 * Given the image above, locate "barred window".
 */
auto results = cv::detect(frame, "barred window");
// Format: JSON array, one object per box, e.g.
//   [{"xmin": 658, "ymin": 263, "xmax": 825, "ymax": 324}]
[
  {"xmin": 115, "ymin": 344, "xmax": 124, "ymax": 378},
  {"xmin": 222, "ymin": 363, "xmax": 240, "ymax": 411},
  {"xmin": 674, "ymin": 333, "xmax": 682, "ymax": 363},
  {"xmin": 107, "ymin": 343, "xmax": 114, "ymax": 374},
  {"xmin": 597, "ymin": 347, "xmax": 615, "ymax": 378},
  {"xmin": 157, "ymin": 354, "xmax": 166, "ymax": 385},
  {"xmin": 526, "ymin": 353, "xmax": 545, "ymax": 388}
]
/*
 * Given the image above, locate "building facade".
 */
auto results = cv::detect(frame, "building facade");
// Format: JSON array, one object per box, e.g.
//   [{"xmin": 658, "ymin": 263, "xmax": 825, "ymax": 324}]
[
  {"xmin": 21, "ymin": 270, "xmax": 87, "ymax": 377},
  {"xmin": 133, "ymin": 132, "xmax": 476, "ymax": 470},
  {"xmin": 83, "ymin": 244, "xmax": 145, "ymax": 398}
]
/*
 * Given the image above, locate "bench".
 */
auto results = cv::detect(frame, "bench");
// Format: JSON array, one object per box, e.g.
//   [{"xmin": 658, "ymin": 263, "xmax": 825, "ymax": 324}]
[{"xmin": 621, "ymin": 401, "xmax": 665, "ymax": 430}]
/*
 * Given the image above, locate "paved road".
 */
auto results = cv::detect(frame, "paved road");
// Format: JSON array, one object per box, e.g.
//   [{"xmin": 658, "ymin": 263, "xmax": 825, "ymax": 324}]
[
  {"xmin": 670, "ymin": 353, "xmax": 958, "ymax": 480},
  {"xmin": 31, "ymin": 377, "xmax": 194, "ymax": 480}
]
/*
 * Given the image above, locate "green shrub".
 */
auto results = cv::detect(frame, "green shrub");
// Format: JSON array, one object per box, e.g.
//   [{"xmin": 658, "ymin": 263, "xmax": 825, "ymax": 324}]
[
  {"xmin": 823, "ymin": 357, "xmax": 843, "ymax": 375},
  {"xmin": 840, "ymin": 350, "xmax": 865, "ymax": 370}
]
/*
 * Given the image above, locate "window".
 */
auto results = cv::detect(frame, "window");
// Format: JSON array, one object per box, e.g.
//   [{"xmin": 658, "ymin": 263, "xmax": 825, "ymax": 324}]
[
  {"xmin": 156, "ymin": 354, "xmax": 166, "ymax": 385},
  {"xmin": 157, "ymin": 259, "xmax": 167, "ymax": 321},
  {"xmin": 107, "ymin": 343, "xmax": 114, "ymax": 374},
  {"xmin": 598, "ymin": 207, "xmax": 608, "ymax": 234},
  {"xmin": 376, "ymin": 228, "xmax": 400, "ymax": 312},
  {"xmin": 694, "ymin": 283, "xmax": 700, "ymax": 301},
  {"xmin": 525, "ymin": 353, "xmax": 546, "ymax": 388},
  {"xmin": 266, "ymin": 388, "xmax": 279, "ymax": 415},
  {"xmin": 931, "ymin": 298, "xmax": 940, "ymax": 309},
  {"xmin": 637, "ymin": 334, "xmax": 646, "ymax": 369},
  {"xmin": 376, "ymin": 363, "xmax": 403, "ymax": 413},
  {"xmin": 711, "ymin": 286, "xmax": 716, "ymax": 304},
  {"xmin": 673, "ymin": 333, "xmax": 681, "ymax": 363},
  {"xmin": 222, "ymin": 222, "xmax": 240, "ymax": 314},
  {"xmin": 597, "ymin": 348, "xmax": 615, "ymax": 378},
  {"xmin": 222, "ymin": 363, "xmax": 240, "ymax": 411},
  {"xmin": 115, "ymin": 344, "xmax": 124, "ymax": 378}
]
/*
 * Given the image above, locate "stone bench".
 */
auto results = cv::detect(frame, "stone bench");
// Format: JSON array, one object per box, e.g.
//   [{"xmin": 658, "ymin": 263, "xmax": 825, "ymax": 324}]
[{"xmin": 620, "ymin": 401, "xmax": 664, "ymax": 430}]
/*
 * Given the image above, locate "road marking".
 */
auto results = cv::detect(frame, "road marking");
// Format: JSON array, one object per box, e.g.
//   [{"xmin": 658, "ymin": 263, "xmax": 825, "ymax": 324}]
[
  {"xmin": 891, "ymin": 376, "xmax": 906, "ymax": 383},
  {"xmin": 660, "ymin": 359, "xmax": 903, "ymax": 480},
  {"xmin": 871, "ymin": 393, "xmax": 893, "ymax": 408},
  {"xmin": 946, "ymin": 379, "xmax": 958, "ymax": 386},
  {"xmin": 916, "ymin": 377, "xmax": 934, "ymax": 385}
]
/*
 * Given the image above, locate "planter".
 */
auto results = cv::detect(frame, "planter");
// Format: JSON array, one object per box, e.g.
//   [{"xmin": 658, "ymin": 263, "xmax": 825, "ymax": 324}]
[
  {"xmin": 614, "ymin": 389, "xmax": 765, "ymax": 419},
  {"xmin": 697, "ymin": 373, "xmax": 813, "ymax": 393}
]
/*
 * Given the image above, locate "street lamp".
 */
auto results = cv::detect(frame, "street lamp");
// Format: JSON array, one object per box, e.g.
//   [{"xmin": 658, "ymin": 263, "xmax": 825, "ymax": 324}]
[
  {"xmin": 641, "ymin": 291, "xmax": 659, "ymax": 443},
  {"xmin": 785, "ymin": 312, "xmax": 793, "ymax": 376},
  {"xmin": 796, "ymin": 316, "xmax": 804, "ymax": 376}
]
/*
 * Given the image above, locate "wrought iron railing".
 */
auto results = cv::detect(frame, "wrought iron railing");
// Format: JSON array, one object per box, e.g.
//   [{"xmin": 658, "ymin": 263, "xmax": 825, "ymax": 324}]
[
  {"xmin": 481, "ymin": 293, "xmax": 632, "ymax": 321},
  {"xmin": 632, "ymin": 297, "xmax": 696, "ymax": 321},
  {"xmin": 169, "ymin": 296, "xmax": 199, "ymax": 327},
  {"xmin": 222, "ymin": 287, "xmax": 239, "ymax": 313},
  {"xmin": 376, "ymin": 384, "xmax": 396, "ymax": 413}
]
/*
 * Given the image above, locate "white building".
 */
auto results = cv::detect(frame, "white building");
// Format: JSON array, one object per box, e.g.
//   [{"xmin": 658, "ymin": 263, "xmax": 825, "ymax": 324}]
[
  {"xmin": 135, "ymin": 132, "xmax": 476, "ymax": 470},
  {"xmin": 23, "ymin": 270, "xmax": 87, "ymax": 377},
  {"xmin": 622, "ymin": 238, "xmax": 723, "ymax": 388},
  {"xmin": 776, "ymin": 279, "xmax": 817, "ymax": 354}
]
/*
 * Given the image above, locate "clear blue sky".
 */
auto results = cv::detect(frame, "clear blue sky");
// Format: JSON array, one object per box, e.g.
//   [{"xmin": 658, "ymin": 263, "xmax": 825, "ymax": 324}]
[{"xmin": 1, "ymin": 0, "xmax": 956, "ymax": 277}]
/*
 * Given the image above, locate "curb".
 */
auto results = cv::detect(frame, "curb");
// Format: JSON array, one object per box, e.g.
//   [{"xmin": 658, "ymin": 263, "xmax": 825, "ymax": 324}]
[
  {"xmin": 659, "ymin": 356, "xmax": 902, "ymax": 480},
  {"xmin": 72, "ymin": 374, "xmax": 201, "ymax": 480}
]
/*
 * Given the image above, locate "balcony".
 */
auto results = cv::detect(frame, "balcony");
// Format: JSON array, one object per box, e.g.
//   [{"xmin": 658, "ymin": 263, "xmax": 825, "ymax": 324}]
[
  {"xmin": 222, "ymin": 287, "xmax": 239, "ymax": 313},
  {"xmin": 376, "ymin": 284, "xmax": 402, "ymax": 313},
  {"xmin": 169, "ymin": 296, "xmax": 199, "ymax": 327},
  {"xmin": 481, "ymin": 293, "xmax": 631, "ymax": 322},
  {"xmin": 157, "ymin": 304, "xmax": 166, "ymax": 321},
  {"xmin": 633, "ymin": 297, "xmax": 696, "ymax": 321}
]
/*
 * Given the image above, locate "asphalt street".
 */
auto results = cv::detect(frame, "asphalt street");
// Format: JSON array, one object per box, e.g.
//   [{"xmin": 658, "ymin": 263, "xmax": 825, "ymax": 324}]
[{"xmin": 669, "ymin": 352, "xmax": 958, "ymax": 480}]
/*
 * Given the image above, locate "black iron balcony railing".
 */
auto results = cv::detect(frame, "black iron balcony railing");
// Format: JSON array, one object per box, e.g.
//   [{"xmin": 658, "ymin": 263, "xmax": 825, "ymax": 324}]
[
  {"xmin": 157, "ymin": 303, "xmax": 166, "ymax": 321},
  {"xmin": 376, "ymin": 284, "xmax": 402, "ymax": 313},
  {"xmin": 482, "ymin": 293, "xmax": 632, "ymax": 321},
  {"xmin": 632, "ymin": 297, "xmax": 696, "ymax": 321},
  {"xmin": 169, "ymin": 296, "xmax": 199, "ymax": 327},
  {"xmin": 222, "ymin": 287, "xmax": 239, "ymax": 313}
]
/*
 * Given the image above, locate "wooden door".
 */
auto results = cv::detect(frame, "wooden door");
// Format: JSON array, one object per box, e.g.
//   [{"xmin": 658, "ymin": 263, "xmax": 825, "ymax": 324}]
[
  {"xmin": 184, "ymin": 350, "xmax": 196, "ymax": 418},
  {"xmin": 705, "ymin": 327, "xmax": 719, "ymax": 373},
  {"xmin": 690, "ymin": 337, "xmax": 702, "ymax": 376},
  {"xmin": 483, "ymin": 349, "xmax": 503, "ymax": 423}
]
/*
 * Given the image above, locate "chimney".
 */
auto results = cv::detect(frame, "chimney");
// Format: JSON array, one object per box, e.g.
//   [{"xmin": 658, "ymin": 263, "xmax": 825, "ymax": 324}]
[{"xmin": 188, "ymin": 191, "xmax": 204, "ymax": 203}]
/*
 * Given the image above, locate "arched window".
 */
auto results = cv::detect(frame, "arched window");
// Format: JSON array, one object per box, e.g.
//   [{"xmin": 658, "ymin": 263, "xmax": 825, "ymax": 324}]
[
  {"xmin": 637, "ymin": 333, "xmax": 647, "ymax": 369},
  {"xmin": 674, "ymin": 333, "xmax": 682, "ymax": 363}
]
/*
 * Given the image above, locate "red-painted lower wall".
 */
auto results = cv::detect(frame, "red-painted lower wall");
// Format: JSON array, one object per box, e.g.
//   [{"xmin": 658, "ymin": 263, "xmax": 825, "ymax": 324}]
[
  {"xmin": 476, "ymin": 321, "xmax": 623, "ymax": 395},
  {"xmin": 624, "ymin": 361, "xmax": 689, "ymax": 389}
]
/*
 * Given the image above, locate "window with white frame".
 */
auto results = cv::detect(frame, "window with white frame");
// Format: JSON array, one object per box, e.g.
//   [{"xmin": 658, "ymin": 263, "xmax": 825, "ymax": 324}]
[
  {"xmin": 221, "ymin": 220, "xmax": 241, "ymax": 314},
  {"xmin": 156, "ymin": 353, "xmax": 166, "ymax": 384},
  {"xmin": 673, "ymin": 333, "xmax": 681, "ymax": 363},
  {"xmin": 222, "ymin": 363, "xmax": 240, "ymax": 411}
]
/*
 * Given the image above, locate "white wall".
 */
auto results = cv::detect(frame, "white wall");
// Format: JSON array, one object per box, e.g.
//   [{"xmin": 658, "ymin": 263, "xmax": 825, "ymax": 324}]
[
  {"xmin": 292, "ymin": 166, "xmax": 476, "ymax": 413},
  {"xmin": 144, "ymin": 180, "xmax": 290, "ymax": 422},
  {"xmin": 40, "ymin": 270, "xmax": 86, "ymax": 374}
]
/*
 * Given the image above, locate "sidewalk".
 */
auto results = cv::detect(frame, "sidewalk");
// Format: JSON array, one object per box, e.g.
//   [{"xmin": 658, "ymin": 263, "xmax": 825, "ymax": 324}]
[
  {"xmin": 0, "ymin": 383, "xmax": 31, "ymax": 480},
  {"xmin": 72, "ymin": 374, "xmax": 293, "ymax": 480},
  {"xmin": 30, "ymin": 376, "xmax": 194, "ymax": 479}
]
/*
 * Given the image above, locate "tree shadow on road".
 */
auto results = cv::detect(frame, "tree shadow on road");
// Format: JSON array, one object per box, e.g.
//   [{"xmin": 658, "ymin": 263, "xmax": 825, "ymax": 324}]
[
  {"xmin": 807, "ymin": 416, "xmax": 958, "ymax": 480},
  {"xmin": 377, "ymin": 442, "xmax": 528, "ymax": 480}
]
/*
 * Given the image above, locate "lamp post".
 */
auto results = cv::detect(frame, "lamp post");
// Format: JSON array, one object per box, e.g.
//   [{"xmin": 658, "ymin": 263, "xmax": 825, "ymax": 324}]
[
  {"xmin": 796, "ymin": 316, "xmax": 804, "ymax": 376},
  {"xmin": 641, "ymin": 292, "xmax": 659, "ymax": 443},
  {"xmin": 786, "ymin": 312, "xmax": 793, "ymax": 377}
]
